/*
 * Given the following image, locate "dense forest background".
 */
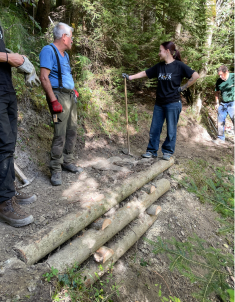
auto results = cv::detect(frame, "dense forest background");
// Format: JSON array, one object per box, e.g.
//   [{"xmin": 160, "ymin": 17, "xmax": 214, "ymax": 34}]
[{"xmin": 0, "ymin": 0, "xmax": 234, "ymax": 133}]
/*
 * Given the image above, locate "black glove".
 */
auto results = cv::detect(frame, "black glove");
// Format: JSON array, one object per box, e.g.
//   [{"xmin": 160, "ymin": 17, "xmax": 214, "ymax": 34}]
[
  {"xmin": 178, "ymin": 87, "xmax": 182, "ymax": 92},
  {"xmin": 122, "ymin": 73, "xmax": 129, "ymax": 80}
]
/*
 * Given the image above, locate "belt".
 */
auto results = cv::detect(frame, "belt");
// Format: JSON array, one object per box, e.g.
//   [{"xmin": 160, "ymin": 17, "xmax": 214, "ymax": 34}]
[{"xmin": 52, "ymin": 87, "xmax": 74, "ymax": 94}]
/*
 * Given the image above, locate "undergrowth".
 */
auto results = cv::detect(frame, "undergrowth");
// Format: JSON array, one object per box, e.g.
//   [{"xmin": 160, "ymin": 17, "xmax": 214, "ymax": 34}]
[
  {"xmin": 43, "ymin": 263, "xmax": 120, "ymax": 302},
  {"xmin": 151, "ymin": 158, "xmax": 235, "ymax": 301}
]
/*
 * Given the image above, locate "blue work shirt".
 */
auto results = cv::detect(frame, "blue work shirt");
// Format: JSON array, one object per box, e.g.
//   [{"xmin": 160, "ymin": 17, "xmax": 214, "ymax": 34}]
[{"xmin": 39, "ymin": 43, "xmax": 74, "ymax": 90}]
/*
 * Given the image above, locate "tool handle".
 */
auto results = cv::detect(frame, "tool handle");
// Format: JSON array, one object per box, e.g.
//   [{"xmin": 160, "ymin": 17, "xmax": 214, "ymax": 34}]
[
  {"xmin": 124, "ymin": 78, "xmax": 130, "ymax": 154},
  {"xmin": 53, "ymin": 114, "xmax": 58, "ymax": 123},
  {"xmin": 14, "ymin": 163, "xmax": 28, "ymax": 185}
]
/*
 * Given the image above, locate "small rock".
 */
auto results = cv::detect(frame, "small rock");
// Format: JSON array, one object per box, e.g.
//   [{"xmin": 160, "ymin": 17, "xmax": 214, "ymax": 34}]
[
  {"xmin": 39, "ymin": 216, "xmax": 45, "ymax": 223},
  {"xmin": 0, "ymin": 267, "xmax": 5, "ymax": 276},
  {"xmin": 61, "ymin": 197, "xmax": 67, "ymax": 200},
  {"xmin": 28, "ymin": 286, "xmax": 36, "ymax": 292},
  {"xmin": 181, "ymin": 231, "xmax": 185, "ymax": 236}
]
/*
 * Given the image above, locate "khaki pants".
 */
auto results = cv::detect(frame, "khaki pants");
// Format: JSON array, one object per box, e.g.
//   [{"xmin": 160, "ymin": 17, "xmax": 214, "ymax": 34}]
[{"xmin": 49, "ymin": 90, "xmax": 77, "ymax": 172}]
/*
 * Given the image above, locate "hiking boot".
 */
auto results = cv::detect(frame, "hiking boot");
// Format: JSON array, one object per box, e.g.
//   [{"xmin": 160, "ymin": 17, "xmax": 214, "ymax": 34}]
[
  {"xmin": 0, "ymin": 196, "xmax": 34, "ymax": 227},
  {"xmin": 162, "ymin": 153, "xmax": 172, "ymax": 161},
  {"xmin": 51, "ymin": 171, "xmax": 62, "ymax": 186},
  {"xmin": 142, "ymin": 151, "xmax": 157, "ymax": 158},
  {"xmin": 15, "ymin": 184, "xmax": 37, "ymax": 205},
  {"xmin": 62, "ymin": 163, "xmax": 83, "ymax": 174}
]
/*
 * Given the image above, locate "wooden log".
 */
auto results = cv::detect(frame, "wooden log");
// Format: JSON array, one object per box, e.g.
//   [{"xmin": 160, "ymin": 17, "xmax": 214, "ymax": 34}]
[
  {"xmin": 82, "ymin": 211, "xmax": 160, "ymax": 286},
  {"xmin": 146, "ymin": 205, "xmax": 161, "ymax": 216},
  {"xmin": 94, "ymin": 247, "xmax": 114, "ymax": 263},
  {"xmin": 46, "ymin": 179, "xmax": 169, "ymax": 271},
  {"xmin": 14, "ymin": 158, "xmax": 173, "ymax": 265}
]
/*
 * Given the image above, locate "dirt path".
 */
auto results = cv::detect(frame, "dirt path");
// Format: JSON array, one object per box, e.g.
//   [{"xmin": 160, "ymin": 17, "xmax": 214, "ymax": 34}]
[{"xmin": 0, "ymin": 101, "xmax": 233, "ymax": 302}]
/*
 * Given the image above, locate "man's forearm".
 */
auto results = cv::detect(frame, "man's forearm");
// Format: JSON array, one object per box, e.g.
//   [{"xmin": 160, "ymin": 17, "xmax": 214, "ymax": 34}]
[
  {"xmin": 215, "ymin": 92, "xmax": 220, "ymax": 105},
  {"xmin": 129, "ymin": 71, "xmax": 147, "ymax": 80},
  {"xmin": 0, "ymin": 52, "xmax": 7, "ymax": 62},
  {"xmin": 41, "ymin": 78, "xmax": 56, "ymax": 102}
]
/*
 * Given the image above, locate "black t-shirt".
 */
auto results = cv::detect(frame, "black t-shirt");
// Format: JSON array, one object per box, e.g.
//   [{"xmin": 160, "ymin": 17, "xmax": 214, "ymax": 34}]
[
  {"xmin": 0, "ymin": 26, "xmax": 15, "ymax": 95},
  {"xmin": 145, "ymin": 60, "xmax": 195, "ymax": 105}
]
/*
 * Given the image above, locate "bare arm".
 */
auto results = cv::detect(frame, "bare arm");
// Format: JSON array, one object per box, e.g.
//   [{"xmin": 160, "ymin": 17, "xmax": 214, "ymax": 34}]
[
  {"xmin": 214, "ymin": 91, "xmax": 220, "ymax": 109},
  {"xmin": 180, "ymin": 71, "xmax": 200, "ymax": 91},
  {"xmin": 40, "ymin": 68, "xmax": 56, "ymax": 102},
  {"xmin": 129, "ymin": 71, "xmax": 147, "ymax": 80},
  {"xmin": 0, "ymin": 52, "xmax": 25, "ymax": 67}
]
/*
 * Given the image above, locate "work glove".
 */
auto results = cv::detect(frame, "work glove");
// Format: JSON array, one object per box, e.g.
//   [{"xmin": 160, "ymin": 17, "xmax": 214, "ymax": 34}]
[
  {"xmin": 6, "ymin": 48, "xmax": 41, "ymax": 87},
  {"xmin": 51, "ymin": 100, "xmax": 63, "ymax": 113},
  {"xmin": 178, "ymin": 87, "xmax": 182, "ymax": 92},
  {"xmin": 25, "ymin": 69, "xmax": 41, "ymax": 87},
  {"xmin": 122, "ymin": 73, "xmax": 130, "ymax": 80}
]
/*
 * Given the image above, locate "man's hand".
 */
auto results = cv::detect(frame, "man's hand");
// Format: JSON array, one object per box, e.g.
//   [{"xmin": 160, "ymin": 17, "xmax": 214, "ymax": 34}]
[
  {"xmin": 122, "ymin": 73, "xmax": 130, "ymax": 80},
  {"xmin": 215, "ymin": 103, "xmax": 219, "ymax": 110},
  {"xmin": 51, "ymin": 100, "xmax": 63, "ymax": 113},
  {"xmin": 8, "ymin": 53, "xmax": 25, "ymax": 67}
]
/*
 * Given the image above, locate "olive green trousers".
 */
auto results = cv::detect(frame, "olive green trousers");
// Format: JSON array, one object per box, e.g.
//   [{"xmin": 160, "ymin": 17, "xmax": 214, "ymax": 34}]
[{"xmin": 49, "ymin": 90, "xmax": 77, "ymax": 172}]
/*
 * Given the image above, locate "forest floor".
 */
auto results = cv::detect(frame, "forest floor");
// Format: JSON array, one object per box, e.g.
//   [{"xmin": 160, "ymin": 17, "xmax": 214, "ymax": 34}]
[{"xmin": 0, "ymin": 94, "xmax": 234, "ymax": 302}]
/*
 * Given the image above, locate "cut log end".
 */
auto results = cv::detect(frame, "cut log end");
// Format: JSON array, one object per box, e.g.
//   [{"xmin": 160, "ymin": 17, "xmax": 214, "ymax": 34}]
[
  {"xmin": 94, "ymin": 246, "xmax": 114, "ymax": 263},
  {"xmin": 150, "ymin": 185, "xmax": 156, "ymax": 194},
  {"xmin": 102, "ymin": 218, "xmax": 112, "ymax": 230},
  {"xmin": 146, "ymin": 205, "xmax": 162, "ymax": 216}
]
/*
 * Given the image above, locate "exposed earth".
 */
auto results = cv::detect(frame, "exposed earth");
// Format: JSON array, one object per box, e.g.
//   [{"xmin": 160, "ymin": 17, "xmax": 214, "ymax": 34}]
[{"xmin": 0, "ymin": 94, "xmax": 234, "ymax": 302}]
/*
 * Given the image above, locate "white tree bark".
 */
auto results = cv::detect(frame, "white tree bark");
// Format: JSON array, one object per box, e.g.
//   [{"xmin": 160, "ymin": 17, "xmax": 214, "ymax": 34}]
[
  {"xmin": 81, "ymin": 212, "xmax": 160, "ymax": 286},
  {"xmin": 14, "ymin": 159, "xmax": 174, "ymax": 265},
  {"xmin": 46, "ymin": 179, "xmax": 169, "ymax": 271}
]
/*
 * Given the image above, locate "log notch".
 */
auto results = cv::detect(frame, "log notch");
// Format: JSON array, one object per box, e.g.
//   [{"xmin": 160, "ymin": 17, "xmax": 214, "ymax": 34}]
[
  {"xmin": 82, "ymin": 210, "xmax": 161, "ymax": 286},
  {"xmin": 14, "ymin": 158, "xmax": 173, "ymax": 265},
  {"xmin": 46, "ymin": 178, "xmax": 169, "ymax": 271},
  {"xmin": 146, "ymin": 205, "xmax": 161, "ymax": 216}
]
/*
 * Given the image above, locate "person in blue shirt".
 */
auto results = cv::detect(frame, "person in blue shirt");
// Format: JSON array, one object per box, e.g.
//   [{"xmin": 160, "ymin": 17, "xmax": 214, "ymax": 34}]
[
  {"xmin": 40, "ymin": 22, "xmax": 83, "ymax": 186},
  {"xmin": 123, "ymin": 41, "xmax": 199, "ymax": 160}
]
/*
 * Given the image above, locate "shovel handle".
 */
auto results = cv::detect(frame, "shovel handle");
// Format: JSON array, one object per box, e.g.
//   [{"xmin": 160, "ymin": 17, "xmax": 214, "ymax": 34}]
[{"xmin": 124, "ymin": 78, "xmax": 130, "ymax": 154}]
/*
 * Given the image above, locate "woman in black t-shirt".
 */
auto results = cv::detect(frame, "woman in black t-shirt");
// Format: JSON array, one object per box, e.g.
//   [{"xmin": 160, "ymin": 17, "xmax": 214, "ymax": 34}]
[{"xmin": 122, "ymin": 41, "xmax": 199, "ymax": 160}]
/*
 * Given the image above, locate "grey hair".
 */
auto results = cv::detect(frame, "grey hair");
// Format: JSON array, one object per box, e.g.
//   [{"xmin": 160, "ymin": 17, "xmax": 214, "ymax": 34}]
[
  {"xmin": 53, "ymin": 22, "xmax": 74, "ymax": 40},
  {"xmin": 217, "ymin": 65, "xmax": 228, "ymax": 73}
]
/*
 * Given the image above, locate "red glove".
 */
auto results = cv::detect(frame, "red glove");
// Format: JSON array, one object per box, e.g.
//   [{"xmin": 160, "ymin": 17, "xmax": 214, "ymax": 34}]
[
  {"xmin": 51, "ymin": 100, "xmax": 63, "ymax": 113},
  {"xmin": 74, "ymin": 89, "xmax": 79, "ymax": 98}
]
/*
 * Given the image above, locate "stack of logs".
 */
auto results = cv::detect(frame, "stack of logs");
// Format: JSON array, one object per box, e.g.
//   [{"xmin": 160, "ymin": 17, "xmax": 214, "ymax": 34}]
[{"xmin": 14, "ymin": 158, "xmax": 174, "ymax": 286}]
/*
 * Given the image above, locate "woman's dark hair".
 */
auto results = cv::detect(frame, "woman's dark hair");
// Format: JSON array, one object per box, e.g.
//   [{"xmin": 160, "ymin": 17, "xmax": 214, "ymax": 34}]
[{"xmin": 161, "ymin": 41, "xmax": 181, "ymax": 61}]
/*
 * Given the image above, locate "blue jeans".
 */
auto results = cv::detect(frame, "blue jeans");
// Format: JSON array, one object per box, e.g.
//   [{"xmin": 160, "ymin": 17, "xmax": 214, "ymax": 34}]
[
  {"xmin": 146, "ymin": 101, "xmax": 182, "ymax": 156},
  {"xmin": 217, "ymin": 102, "xmax": 234, "ymax": 140}
]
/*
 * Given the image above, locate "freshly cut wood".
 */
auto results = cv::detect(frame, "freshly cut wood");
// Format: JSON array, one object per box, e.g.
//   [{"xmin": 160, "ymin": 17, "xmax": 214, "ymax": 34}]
[
  {"xmin": 94, "ymin": 247, "xmax": 114, "ymax": 263},
  {"xmin": 46, "ymin": 178, "xmax": 169, "ymax": 271},
  {"xmin": 150, "ymin": 185, "xmax": 156, "ymax": 193},
  {"xmin": 82, "ymin": 211, "xmax": 160, "ymax": 286},
  {"xmin": 14, "ymin": 158, "xmax": 173, "ymax": 265},
  {"xmin": 102, "ymin": 218, "xmax": 112, "ymax": 230},
  {"xmin": 146, "ymin": 205, "xmax": 161, "ymax": 216}
]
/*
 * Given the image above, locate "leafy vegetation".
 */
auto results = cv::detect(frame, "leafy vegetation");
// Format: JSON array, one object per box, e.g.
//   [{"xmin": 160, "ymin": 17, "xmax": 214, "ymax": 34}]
[{"xmin": 43, "ymin": 263, "xmax": 120, "ymax": 302}]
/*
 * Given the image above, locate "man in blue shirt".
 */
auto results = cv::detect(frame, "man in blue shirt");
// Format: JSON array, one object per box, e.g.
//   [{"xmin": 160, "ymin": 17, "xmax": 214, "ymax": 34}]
[{"xmin": 40, "ymin": 22, "xmax": 82, "ymax": 186}]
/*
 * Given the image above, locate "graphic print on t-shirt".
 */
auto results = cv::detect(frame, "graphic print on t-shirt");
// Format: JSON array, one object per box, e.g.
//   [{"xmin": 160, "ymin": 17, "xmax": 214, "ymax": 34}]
[{"xmin": 158, "ymin": 73, "xmax": 172, "ymax": 80}]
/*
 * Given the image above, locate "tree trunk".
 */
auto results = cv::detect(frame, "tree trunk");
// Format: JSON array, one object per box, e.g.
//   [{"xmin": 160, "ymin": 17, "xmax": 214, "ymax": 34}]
[
  {"xmin": 194, "ymin": 0, "xmax": 216, "ymax": 114},
  {"xmin": 46, "ymin": 179, "xmax": 169, "ymax": 271},
  {"xmin": 82, "ymin": 211, "xmax": 160, "ymax": 286},
  {"xmin": 14, "ymin": 159, "xmax": 174, "ymax": 265},
  {"xmin": 35, "ymin": 0, "xmax": 50, "ymax": 32}
]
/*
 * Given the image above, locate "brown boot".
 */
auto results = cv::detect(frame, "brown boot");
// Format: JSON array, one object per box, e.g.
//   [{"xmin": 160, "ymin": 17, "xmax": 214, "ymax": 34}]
[
  {"xmin": 15, "ymin": 188, "xmax": 37, "ymax": 205},
  {"xmin": 0, "ymin": 196, "xmax": 34, "ymax": 227}
]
